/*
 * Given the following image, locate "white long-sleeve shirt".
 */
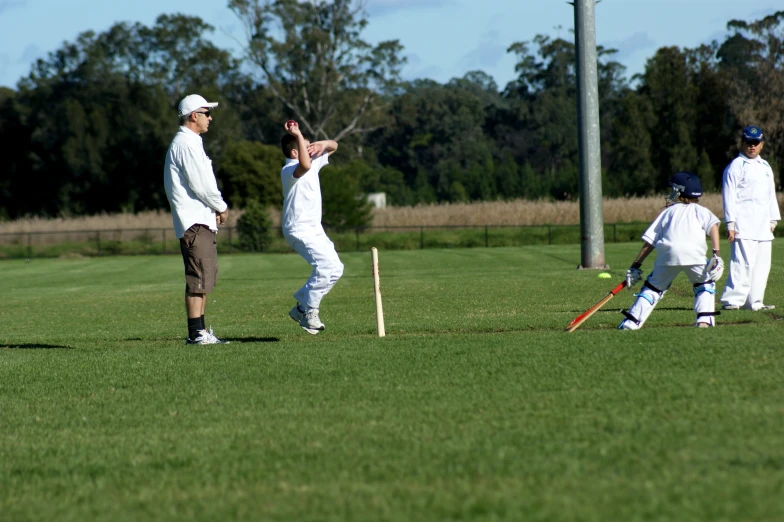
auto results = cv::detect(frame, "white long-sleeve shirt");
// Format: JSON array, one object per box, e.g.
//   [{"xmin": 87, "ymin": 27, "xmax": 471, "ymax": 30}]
[
  {"xmin": 722, "ymin": 153, "xmax": 780, "ymax": 241},
  {"xmin": 163, "ymin": 126, "xmax": 228, "ymax": 238}
]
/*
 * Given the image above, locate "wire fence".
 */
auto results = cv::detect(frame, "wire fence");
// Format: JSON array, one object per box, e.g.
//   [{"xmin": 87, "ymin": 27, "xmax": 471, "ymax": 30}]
[{"xmin": 0, "ymin": 222, "xmax": 748, "ymax": 259}]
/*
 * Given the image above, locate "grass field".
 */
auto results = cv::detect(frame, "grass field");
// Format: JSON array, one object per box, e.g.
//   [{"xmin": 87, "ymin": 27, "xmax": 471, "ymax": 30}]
[{"xmin": 2, "ymin": 244, "xmax": 783, "ymax": 521}]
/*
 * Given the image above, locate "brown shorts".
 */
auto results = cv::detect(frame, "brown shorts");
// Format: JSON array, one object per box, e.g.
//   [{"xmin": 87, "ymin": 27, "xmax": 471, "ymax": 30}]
[{"xmin": 180, "ymin": 224, "xmax": 218, "ymax": 294}]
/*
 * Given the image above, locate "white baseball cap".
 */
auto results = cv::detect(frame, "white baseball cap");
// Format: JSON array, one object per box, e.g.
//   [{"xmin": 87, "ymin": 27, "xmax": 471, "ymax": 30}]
[{"xmin": 177, "ymin": 94, "xmax": 219, "ymax": 118}]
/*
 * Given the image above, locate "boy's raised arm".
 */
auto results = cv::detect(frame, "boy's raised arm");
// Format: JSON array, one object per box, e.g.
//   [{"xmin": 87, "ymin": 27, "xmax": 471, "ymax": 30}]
[
  {"xmin": 307, "ymin": 140, "xmax": 338, "ymax": 158},
  {"xmin": 293, "ymin": 133, "xmax": 311, "ymax": 178},
  {"xmin": 283, "ymin": 121, "xmax": 311, "ymax": 178}
]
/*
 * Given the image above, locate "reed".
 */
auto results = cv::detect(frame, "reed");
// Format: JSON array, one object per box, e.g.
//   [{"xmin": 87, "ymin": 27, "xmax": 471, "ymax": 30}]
[
  {"xmin": 370, "ymin": 194, "xmax": 740, "ymax": 227},
  {"xmin": 3, "ymin": 194, "xmax": 781, "ymax": 233}
]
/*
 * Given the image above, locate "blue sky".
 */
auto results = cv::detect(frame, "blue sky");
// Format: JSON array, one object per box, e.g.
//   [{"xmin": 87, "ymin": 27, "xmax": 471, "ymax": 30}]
[{"xmin": 1, "ymin": 0, "xmax": 782, "ymax": 90}]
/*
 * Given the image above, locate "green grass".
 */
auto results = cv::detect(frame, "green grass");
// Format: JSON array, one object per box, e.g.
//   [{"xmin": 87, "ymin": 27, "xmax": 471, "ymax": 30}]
[{"xmin": 2, "ymin": 244, "xmax": 783, "ymax": 521}]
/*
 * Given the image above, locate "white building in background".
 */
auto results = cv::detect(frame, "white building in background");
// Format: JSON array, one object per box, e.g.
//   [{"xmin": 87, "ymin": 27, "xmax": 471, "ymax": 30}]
[{"xmin": 367, "ymin": 192, "xmax": 387, "ymax": 209}]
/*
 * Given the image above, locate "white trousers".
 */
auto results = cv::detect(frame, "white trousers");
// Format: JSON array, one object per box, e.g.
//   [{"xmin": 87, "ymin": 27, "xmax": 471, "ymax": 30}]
[
  {"xmin": 720, "ymin": 239, "xmax": 772, "ymax": 310},
  {"xmin": 620, "ymin": 264, "xmax": 716, "ymax": 329},
  {"xmin": 285, "ymin": 227, "xmax": 344, "ymax": 310}
]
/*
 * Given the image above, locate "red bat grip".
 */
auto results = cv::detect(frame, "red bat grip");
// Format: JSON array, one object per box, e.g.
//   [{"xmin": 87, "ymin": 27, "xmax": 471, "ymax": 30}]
[{"xmin": 609, "ymin": 281, "xmax": 627, "ymax": 296}]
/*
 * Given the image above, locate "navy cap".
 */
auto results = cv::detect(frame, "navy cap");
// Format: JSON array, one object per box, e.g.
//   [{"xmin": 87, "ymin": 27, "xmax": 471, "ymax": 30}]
[{"xmin": 742, "ymin": 126, "xmax": 764, "ymax": 142}]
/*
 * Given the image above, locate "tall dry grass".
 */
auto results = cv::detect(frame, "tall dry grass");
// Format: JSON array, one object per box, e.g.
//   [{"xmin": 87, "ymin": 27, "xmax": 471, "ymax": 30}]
[
  {"xmin": 2, "ymin": 194, "xmax": 782, "ymax": 233},
  {"xmin": 371, "ymin": 195, "xmax": 736, "ymax": 227},
  {"xmin": 0, "ymin": 209, "xmax": 279, "ymax": 234}
]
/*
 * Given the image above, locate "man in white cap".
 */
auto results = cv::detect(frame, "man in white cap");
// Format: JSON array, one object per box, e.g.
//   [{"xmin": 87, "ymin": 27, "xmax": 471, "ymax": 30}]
[
  {"xmin": 164, "ymin": 94, "xmax": 230, "ymax": 344},
  {"xmin": 720, "ymin": 125, "xmax": 781, "ymax": 311}
]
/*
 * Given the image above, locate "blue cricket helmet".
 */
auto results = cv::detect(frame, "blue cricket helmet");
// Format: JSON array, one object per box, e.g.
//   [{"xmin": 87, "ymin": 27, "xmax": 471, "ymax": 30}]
[{"xmin": 668, "ymin": 171, "xmax": 703, "ymax": 199}]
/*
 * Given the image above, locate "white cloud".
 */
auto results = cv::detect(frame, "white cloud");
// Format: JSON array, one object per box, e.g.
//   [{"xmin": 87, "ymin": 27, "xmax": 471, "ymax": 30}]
[
  {"xmin": 0, "ymin": 0, "xmax": 24, "ymax": 15},
  {"xmin": 604, "ymin": 32, "xmax": 656, "ymax": 62},
  {"xmin": 18, "ymin": 44, "xmax": 42, "ymax": 64},
  {"xmin": 457, "ymin": 28, "xmax": 507, "ymax": 72},
  {"xmin": 404, "ymin": 64, "xmax": 442, "ymax": 82},
  {"xmin": 365, "ymin": 0, "xmax": 456, "ymax": 17}
]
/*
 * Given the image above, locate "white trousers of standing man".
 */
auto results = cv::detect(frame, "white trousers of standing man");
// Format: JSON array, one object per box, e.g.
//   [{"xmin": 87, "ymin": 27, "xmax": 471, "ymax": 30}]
[
  {"xmin": 285, "ymin": 227, "xmax": 344, "ymax": 310},
  {"xmin": 720, "ymin": 238, "xmax": 772, "ymax": 310}
]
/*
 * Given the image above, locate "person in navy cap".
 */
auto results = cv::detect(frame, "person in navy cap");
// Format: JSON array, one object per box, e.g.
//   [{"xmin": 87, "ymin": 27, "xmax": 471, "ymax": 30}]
[{"xmin": 720, "ymin": 125, "xmax": 781, "ymax": 311}]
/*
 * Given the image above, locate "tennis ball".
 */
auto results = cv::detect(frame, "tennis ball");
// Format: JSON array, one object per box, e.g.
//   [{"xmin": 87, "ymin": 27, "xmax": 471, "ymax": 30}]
[{"xmin": 597, "ymin": 272, "xmax": 611, "ymax": 279}]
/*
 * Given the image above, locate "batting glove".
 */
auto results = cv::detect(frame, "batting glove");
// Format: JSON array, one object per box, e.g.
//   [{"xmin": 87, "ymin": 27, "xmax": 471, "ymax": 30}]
[
  {"xmin": 706, "ymin": 252, "xmax": 724, "ymax": 282},
  {"xmin": 626, "ymin": 264, "xmax": 643, "ymax": 289}
]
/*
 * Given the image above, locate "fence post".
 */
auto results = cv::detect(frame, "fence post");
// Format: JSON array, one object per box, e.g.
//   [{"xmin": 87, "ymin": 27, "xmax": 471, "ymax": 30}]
[
  {"xmin": 161, "ymin": 229, "xmax": 166, "ymax": 254},
  {"xmin": 27, "ymin": 233, "xmax": 32, "ymax": 259},
  {"xmin": 548, "ymin": 225, "xmax": 552, "ymax": 245},
  {"xmin": 613, "ymin": 223, "xmax": 617, "ymax": 243},
  {"xmin": 485, "ymin": 225, "xmax": 489, "ymax": 248},
  {"xmin": 96, "ymin": 230, "xmax": 101, "ymax": 256},
  {"xmin": 228, "ymin": 226, "xmax": 233, "ymax": 254},
  {"xmin": 420, "ymin": 227, "xmax": 424, "ymax": 249}
]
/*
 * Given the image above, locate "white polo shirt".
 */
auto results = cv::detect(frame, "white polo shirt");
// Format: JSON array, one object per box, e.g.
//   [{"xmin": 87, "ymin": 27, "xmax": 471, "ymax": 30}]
[
  {"xmin": 722, "ymin": 154, "xmax": 781, "ymax": 241},
  {"xmin": 163, "ymin": 126, "xmax": 228, "ymax": 239},
  {"xmin": 642, "ymin": 203, "xmax": 720, "ymax": 266},
  {"xmin": 281, "ymin": 153, "xmax": 329, "ymax": 236}
]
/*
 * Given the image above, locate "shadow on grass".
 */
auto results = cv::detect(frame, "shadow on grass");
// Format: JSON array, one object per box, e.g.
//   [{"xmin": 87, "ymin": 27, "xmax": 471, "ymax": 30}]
[
  {"xmin": 569, "ymin": 306, "xmax": 695, "ymax": 315},
  {"xmin": 123, "ymin": 337, "xmax": 280, "ymax": 343},
  {"xmin": 1, "ymin": 343, "xmax": 73, "ymax": 349},
  {"xmin": 224, "ymin": 337, "xmax": 280, "ymax": 343}
]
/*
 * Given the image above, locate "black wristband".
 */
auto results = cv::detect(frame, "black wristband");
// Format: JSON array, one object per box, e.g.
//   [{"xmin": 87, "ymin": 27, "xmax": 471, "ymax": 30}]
[{"xmin": 631, "ymin": 262, "xmax": 642, "ymax": 269}]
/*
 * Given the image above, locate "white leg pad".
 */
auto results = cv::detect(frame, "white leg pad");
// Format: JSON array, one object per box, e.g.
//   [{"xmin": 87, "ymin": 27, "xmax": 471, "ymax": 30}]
[
  {"xmin": 619, "ymin": 285, "xmax": 663, "ymax": 330},
  {"xmin": 693, "ymin": 281, "xmax": 717, "ymax": 327}
]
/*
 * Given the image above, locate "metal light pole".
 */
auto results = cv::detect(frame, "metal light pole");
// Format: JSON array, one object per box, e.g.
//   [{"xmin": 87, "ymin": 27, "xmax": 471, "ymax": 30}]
[{"xmin": 572, "ymin": 0, "xmax": 606, "ymax": 269}]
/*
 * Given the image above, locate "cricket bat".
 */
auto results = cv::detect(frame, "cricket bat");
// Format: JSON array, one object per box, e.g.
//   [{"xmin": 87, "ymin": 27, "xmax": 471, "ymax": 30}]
[{"xmin": 565, "ymin": 280, "xmax": 627, "ymax": 333}]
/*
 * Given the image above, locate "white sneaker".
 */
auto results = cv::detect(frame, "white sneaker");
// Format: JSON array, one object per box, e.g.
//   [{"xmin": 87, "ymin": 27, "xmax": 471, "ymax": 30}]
[
  {"xmin": 186, "ymin": 329, "xmax": 228, "ymax": 345},
  {"xmin": 289, "ymin": 304, "xmax": 321, "ymax": 335},
  {"xmin": 205, "ymin": 326, "xmax": 230, "ymax": 344},
  {"xmin": 752, "ymin": 304, "xmax": 775, "ymax": 311},
  {"xmin": 301, "ymin": 308, "xmax": 325, "ymax": 333},
  {"xmin": 721, "ymin": 304, "xmax": 740, "ymax": 310}
]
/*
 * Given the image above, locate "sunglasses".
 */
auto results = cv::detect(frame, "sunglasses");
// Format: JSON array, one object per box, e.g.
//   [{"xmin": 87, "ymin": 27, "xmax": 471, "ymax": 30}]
[
  {"xmin": 744, "ymin": 140, "xmax": 761, "ymax": 146},
  {"xmin": 194, "ymin": 110, "xmax": 211, "ymax": 117}
]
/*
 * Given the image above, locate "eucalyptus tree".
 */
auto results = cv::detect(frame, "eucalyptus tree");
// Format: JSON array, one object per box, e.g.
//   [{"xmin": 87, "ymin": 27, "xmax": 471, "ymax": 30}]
[
  {"xmin": 7, "ymin": 15, "xmax": 243, "ymax": 217},
  {"xmin": 228, "ymin": 0, "xmax": 405, "ymax": 142},
  {"xmin": 720, "ymin": 11, "xmax": 784, "ymax": 167},
  {"xmin": 500, "ymin": 35, "xmax": 626, "ymax": 199}
]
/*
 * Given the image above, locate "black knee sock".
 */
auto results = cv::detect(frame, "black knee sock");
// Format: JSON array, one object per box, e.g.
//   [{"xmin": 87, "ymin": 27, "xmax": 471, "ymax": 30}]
[
  {"xmin": 188, "ymin": 317, "xmax": 202, "ymax": 339},
  {"xmin": 200, "ymin": 315, "xmax": 206, "ymax": 330}
]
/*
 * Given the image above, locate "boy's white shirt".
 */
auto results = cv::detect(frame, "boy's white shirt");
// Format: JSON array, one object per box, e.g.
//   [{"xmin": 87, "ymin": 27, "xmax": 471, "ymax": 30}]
[
  {"xmin": 163, "ymin": 126, "xmax": 228, "ymax": 239},
  {"xmin": 722, "ymin": 153, "xmax": 780, "ymax": 240},
  {"xmin": 281, "ymin": 152, "xmax": 329, "ymax": 236},
  {"xmin": 642, "ymin": 203, "xmax": 720, "ymax": 266}
]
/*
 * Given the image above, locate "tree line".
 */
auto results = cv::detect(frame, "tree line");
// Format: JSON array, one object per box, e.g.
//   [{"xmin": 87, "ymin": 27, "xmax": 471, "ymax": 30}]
[{"xmin": 1, "ymin": 0, "xmax": 782, "ymax": 227}]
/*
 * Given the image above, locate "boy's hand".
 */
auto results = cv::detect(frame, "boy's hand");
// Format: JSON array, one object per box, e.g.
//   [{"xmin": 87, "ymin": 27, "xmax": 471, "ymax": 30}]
[
  {"xmin": 626, "ymin": 266, "xmax": 642, "ymax": 288},
  {"xmin": 706, "ymin": 253, "xmax": 724, "ymax": 282},
  {"xmin": 307, "ymin": 141, "xmax": 326, "ymax": 158},
  {"xmin": 284, "ymin": 120, "xmax": 302, "ymax": 137}
]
